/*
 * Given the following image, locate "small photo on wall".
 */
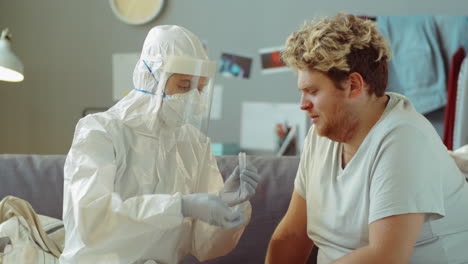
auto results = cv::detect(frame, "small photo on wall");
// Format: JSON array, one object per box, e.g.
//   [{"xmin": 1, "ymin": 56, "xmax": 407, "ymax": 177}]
[
  {"xmin": 259, "ymin": 46, "xmax": 290, "ymax": 74},
  {"xmin": 218, "ymin": 53, "xmax": 252, "ymax": 79}
]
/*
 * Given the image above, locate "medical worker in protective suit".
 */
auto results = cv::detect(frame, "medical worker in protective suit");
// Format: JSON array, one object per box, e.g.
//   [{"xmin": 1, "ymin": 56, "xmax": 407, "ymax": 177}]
[{"xmin": 60, "ymin": 25, "xmax": 260, "ymax": 264}]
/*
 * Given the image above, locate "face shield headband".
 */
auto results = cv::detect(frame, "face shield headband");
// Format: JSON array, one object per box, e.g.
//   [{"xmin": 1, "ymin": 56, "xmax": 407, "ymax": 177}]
[{"xmin": 133, "ymin": 55, "xmax": 217, "ymax": 97}]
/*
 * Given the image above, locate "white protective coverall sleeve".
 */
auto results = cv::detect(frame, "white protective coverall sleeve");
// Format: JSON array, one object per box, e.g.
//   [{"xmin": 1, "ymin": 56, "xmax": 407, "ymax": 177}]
[
  {"xmin": 61, "ymin": 117, "xmax": 185, "ymax": 264},
  {"xmin": 190, "ymin": 141, "xmax": 251, "ymax": 261}
]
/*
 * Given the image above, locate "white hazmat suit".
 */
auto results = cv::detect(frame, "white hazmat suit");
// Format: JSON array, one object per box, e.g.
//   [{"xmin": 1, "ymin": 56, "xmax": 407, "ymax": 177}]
[{"xmin": 60, "ymin": 25, "xmax": 255, "ymax": 264}]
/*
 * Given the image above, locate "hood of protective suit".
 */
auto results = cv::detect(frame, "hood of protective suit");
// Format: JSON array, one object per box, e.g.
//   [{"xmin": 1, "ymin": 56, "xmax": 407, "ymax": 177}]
[{"xmin": 107, "ymin": 25, "xmax": 215, "ymax": 138}]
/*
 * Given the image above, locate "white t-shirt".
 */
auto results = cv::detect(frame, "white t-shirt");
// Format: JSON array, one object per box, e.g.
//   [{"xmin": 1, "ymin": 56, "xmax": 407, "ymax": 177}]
[{"xmin": 295, "ymin": 92, "xmax": 468, "ymax": 264}]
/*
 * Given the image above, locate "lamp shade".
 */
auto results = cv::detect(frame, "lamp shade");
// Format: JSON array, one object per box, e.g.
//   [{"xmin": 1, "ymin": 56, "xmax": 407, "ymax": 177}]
[{"xmin": 0, "ymin": 29, "xmax": 24, "ymax": 82}]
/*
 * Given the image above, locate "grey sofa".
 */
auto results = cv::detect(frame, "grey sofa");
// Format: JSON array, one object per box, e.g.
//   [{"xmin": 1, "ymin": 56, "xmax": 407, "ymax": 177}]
[{"xmin": 0, "ymin": 154, "xmax": 317, "ymax": 263}]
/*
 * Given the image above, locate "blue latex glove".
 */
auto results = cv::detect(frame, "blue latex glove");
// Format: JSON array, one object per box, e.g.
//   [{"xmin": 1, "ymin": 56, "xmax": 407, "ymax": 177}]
[
  {"xmin": 181, "ymin": 193, "xmax": 246, "ymax": 229},
  {"xmin": 219, "ymin": 153, "xmax": 260, "ymax": 207}
]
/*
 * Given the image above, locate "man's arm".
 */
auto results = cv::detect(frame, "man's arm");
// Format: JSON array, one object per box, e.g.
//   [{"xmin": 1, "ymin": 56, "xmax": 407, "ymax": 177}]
[
  {"xmin": 333, "ymin": 213, "xmax": 425, "ymax": 264},
  {"xmin": 265, "ymin": 191, "xmax": 314, "ymax": 264}
]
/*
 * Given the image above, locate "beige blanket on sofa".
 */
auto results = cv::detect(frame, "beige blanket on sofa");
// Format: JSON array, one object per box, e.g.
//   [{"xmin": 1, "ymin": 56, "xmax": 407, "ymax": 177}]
[{"xmin": 0, "ymin": 196, "xmax": 64, "ymax": 263}]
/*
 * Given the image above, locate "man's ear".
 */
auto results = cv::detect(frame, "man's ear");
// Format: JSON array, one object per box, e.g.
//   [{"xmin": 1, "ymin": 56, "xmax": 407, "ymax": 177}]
[{"xmin": 348, "ymin": 72, "xmax": 365, "ymax": 99}]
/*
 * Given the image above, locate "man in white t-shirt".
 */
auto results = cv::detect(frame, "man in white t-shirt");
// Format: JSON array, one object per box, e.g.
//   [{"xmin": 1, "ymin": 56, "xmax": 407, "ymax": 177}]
[{"xmin": 266, "ymin": 13, "xmax": 468, "ymax": 264}]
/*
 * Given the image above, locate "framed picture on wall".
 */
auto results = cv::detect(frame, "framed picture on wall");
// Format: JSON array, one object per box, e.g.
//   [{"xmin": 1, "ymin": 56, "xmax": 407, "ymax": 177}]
[
  {"xmin": 218, "ymin": 53, "xmax": 253, "ymax": 79},
  {"xmin": 259, "ymin": 46, "xmax": 291, "ymax": 74}
]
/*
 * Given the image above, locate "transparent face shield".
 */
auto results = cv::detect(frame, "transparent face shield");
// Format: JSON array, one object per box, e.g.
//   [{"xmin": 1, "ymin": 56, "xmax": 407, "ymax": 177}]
[{"xmin": 152, "ymin": 56, "xmax": 217, "ymax": 143}]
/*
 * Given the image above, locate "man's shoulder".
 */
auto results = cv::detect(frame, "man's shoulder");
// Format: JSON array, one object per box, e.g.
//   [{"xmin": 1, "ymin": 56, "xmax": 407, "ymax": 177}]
[
  {"xmin": 383, "ymin": 92, "xmax": 419, "ymax": 121},
  {"xmin": 377, "ymin": 93, "xmax": 434, "ymax": 136}
]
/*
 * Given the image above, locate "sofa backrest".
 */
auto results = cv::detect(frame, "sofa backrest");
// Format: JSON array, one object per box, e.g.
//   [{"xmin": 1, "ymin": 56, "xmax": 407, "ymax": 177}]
[{"xmin": 0, "ymin": 154, "xmax": 66, "ymax": 219}]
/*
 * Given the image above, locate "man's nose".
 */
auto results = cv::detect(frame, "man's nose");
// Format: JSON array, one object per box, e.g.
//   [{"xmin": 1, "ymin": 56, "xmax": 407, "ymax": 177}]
[{"xmin": 300, "ymin": 94, "xmax": 313, "ymax": 111}]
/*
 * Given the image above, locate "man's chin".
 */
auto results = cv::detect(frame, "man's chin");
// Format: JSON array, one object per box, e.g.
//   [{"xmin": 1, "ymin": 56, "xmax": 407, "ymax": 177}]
[
  {"xmin": 314, "ymin": 125, "xmax": 328, "ymax": 137},
  {"xmin": 316, "ymin": 124, "xmax": 339, "ymax": 140}
]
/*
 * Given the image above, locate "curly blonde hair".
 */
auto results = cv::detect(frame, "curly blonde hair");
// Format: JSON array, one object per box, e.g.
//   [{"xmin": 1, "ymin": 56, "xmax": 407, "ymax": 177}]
[{"xmin": 282, "ymin": 12, "xmax": 391, "ymax": 96}]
